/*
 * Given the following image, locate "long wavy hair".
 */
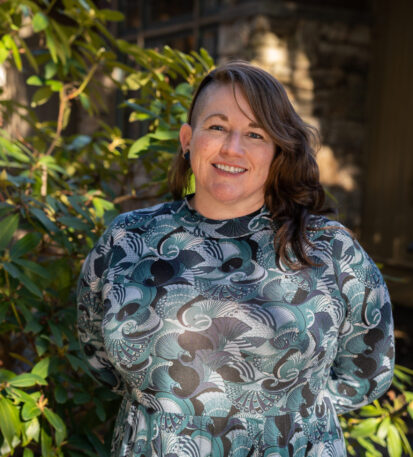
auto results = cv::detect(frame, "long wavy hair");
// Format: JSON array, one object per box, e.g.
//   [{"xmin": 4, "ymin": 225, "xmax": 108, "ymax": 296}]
[{"xmin": 168, "ymin": 61, "xmax": 333, "ymax": 268}]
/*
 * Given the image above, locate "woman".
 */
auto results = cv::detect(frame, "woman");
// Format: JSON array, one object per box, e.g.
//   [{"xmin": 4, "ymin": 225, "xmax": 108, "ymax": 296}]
[{"xmin": 77, "ymin": 61, "xmax": 394, "ymax": 457}]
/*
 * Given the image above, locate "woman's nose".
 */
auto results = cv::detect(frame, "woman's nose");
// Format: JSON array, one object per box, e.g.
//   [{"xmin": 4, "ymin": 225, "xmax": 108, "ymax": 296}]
[{"xmin": 221, "ymin": 131, "xmax": 244, "ymax": 155}]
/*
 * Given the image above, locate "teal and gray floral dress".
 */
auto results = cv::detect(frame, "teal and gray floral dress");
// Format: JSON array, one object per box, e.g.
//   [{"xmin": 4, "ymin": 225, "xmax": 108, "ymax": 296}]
[{"xmin": 77, "ymin": 198, "xmax": 394, "ymax": 457}]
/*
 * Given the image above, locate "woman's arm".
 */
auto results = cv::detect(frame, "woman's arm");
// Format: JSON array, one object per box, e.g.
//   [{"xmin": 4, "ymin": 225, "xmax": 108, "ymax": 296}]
[
  {"xmin": 77, "ymin": 220, "xmax": 125, "ymax": 394},
  {"xmin": 326, "ymin": 230, "xmax": 395, "ymax": 415}
]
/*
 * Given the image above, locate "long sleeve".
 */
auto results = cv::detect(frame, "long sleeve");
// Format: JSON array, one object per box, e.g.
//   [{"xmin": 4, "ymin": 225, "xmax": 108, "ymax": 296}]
[
  {"xmin": 325, "ymin": 228, "xmax": 395, "ymax": 415},
  {"xmin": 77, "ymin": 219, "xmax": 125, "ymax": 394}
]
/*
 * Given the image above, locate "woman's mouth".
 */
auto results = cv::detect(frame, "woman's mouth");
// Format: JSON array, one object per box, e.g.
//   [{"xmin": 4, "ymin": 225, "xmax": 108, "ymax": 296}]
[{"xmin": 213, "ymin": 163, "xmax": 247, "ymax": 174}]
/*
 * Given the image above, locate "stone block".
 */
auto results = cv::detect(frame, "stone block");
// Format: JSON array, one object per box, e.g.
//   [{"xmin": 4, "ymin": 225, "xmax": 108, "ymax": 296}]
[{"xmin": 218, "ymin": 20, "xmax": 250, "ymax": 56}]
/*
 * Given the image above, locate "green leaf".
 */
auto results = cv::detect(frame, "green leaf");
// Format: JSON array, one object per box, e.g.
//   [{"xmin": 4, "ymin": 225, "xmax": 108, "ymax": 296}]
[
  {"xmin": 17, "ymin": 35, "xmax": 39, "ymax": 73},
  {"xmin": 13, "ymin": 258, "xmax": 51, "ymax": 279},
  {"xmin": 98, "ymin": 9, "xmax": 124, "ymax": 21},
  {"xmin": 387, "ymin": 424, "xmax": 402, "ymax": 457},
  {"xmin": 124, "ymin": 72, "xmax": 152, "ymax": 90},
  {"xmin": 79, "ymin": 92, "xmax": 90, "ymax": 110},
  {"xmin": 21, "ymin": 400, "xmax": 41, "ymax": 421},
  {"xmin": 351, "ymin": 417, "xmax": 380, "ymax": 438},
  {"xmin": 3, "ymin": 262, "xmax": 43, "ymax": 297},
  {"xmin": 408, "ymin": 404, "xmax": 413, "ymax": 420},
  {"xmin": 0, "ymin": 396, "xmax": 21, "ymax": 447},
  {"xmin": 199, "ymin": 47, "xmax": 215, "ymax": 67},
  {"xmin": 30, "ymin": 207, "xmax": 58, "ymax": 233},
  {"xmin": 58, "ymin": 215, "xmax": 90, "ymax": 231},
  {"xmin": 31, "ymin": 86, "xmax": 53, "ymax": 107},
  {"xmin": 44, "ymin": 61, "xmax": 57, "ymax": 79},
  {"xmin": 94, "ymin": 398, "xmax": 105, "ymax": 421},
  {"xmin": 6, "ymin": 386, "xmax": 38, "ymax": 404},
  {"xmin": 92, "ymin": 197, "xmax": 114, "ymax": 218},
  {"xmin": 43, "ymin": 408, "xmax": 66, "ymax": 446},
  {"xmin": 357, "ymin": 437, "xmax": 382, "ymax": 457},
  {"xmin": 25, "ymin": 417, "xmax": 40, "ymax": 443},
  {"xmin": 0, "ymin": 369, "xmax": 16, "ymax": 382},
  {"xmin": 50, "ymin": 20, "xmax": 70, "ymax": 62},
  {"xmin": 150, "ymin": 128, "xmax": 179, "ymax": 141},
  {"xmin": 0, "ymin": 135, "xmax": 30, "ymax": 163},
  {"xmin": 54, "ymin": 384, "xmax": 68, "ymax": 404},
  {"xmin": 62, "ymin": 103, "xmax": 71, "ymax": 129},
  {"xmin": 35, "ymin": 336, "xmax": 48, "ymax": 357},
  {"xmin": 27, "ymin": 75, "xmax": 44, "ymax": 86},
  {"xmin": 23, "ymin": 447, "xmax": 34, "ymax": 457},
  {"xmin": 175, "ymin": 82, "xmax": 193, "ymax": 97},
  {"xmin": 38, "ymin": 155, "xmax": 67, "ymax": 174},
  {"xmin": 46, "ymin": 79, "xmax": 63, "ymax": 92},
  {"xmin": 395, "ymin": 364, "xmax": 413, "ymax": 376},
  {"xmin": 86, "ymin": 432, "xmax": 109, "ymax": 457},
  {"xmin": 68, "ymin": 135, "xmax": 92, "ymax": 151},
  {"xmin": 10, "ymin": 232, "xmax": 42, "ymax": 259},
  {"xmin": 125, "ymin": 101, "xmax": 157, "ymax": 120},
  {"xmin": 67, "ymin": 196, "xmax": 93, "ymax": 223},
  {"xmin": 377, "ymin": 416, "xmax": 391, "ymax": 440},
  {"xmin": 9, "ymin": 373, "xmax": 48, "ymax": 387},
  {"xmin": 66, "ymin": 354, "xmax": 91, "ymax": 375},
  {"xmin": 25, "ymin": 317, "xmax": 43, "ymax": 334},
  {"xmin": 370, "ymin": 433, "xmax": 386, "ymax": 447},
  {"xmin": 128, "ymin": 134, "xmax": 151, "ymax": 158},
  {"xmin": 0, "ymin": 213, "xmax": 19, "ymax": 252},
  {"xmin": 32, "ymin": 12, "xmax": 49, "ymax": 32},
  {"xmin": 31, "ymin": 357, "xmax": 50, "ymax": 379},
  {"xmin": 359, "ymin": 404, "xmax": 382, "ymax": 417},
  {"xmin": 49, "ymin": 322, "xmax": 63, "ymax": 347},
  {"xmin": 41, "ymin": 428, "xmax": 53, "ymax": 457},
  {"xmin": 3, "ymin": 34, "xmax": 22, "ymax": 70},
  {"xmin": 0, "ymin": 41, "xmax": 8, "ymax": 65},
  {"xmin": 129, "ymin": 111, "xmax": 156, "ymax": 122},
  {"xmin": 0, "ymin": 440, "xmax": 13, "ymax": 457},
  {"xmin": 73, "ymin": 391, "xmax": 91, "ymax": 404}
]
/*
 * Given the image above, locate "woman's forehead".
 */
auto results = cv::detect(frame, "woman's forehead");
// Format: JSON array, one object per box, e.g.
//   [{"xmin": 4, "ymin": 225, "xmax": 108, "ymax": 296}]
[{"xmin": 192, "ymin": 82, "xmax": 257, "ymax": 125}]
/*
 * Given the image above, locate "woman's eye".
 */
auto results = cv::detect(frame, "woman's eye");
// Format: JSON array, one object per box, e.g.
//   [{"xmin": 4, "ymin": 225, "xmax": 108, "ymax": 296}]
[
  {"xmin": 248, "ymin": 132, "xmax": 264, "ymax": 140},
  {"xmin": 209, "ymin": 125, "xmax": 225, "ymax": 131}
]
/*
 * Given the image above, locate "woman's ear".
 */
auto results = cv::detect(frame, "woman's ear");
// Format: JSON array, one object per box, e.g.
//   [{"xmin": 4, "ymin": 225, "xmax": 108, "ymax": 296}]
[{"xmin": 179, "ymin": 123, "xmax": 192, "ymax": 152}]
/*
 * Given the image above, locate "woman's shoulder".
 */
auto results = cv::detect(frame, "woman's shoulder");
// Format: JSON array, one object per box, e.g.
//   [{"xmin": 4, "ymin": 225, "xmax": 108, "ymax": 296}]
[
  {"xmin": 307, "ymin": 214, "xmax": 347, "ymax": 231},
  {"xmin": 306, "ymin": 214, "xmax": 355, "ymax": 245},
  {"xmin": 107, "ymin": 200, "xmax": 181, "ymax": 231}
]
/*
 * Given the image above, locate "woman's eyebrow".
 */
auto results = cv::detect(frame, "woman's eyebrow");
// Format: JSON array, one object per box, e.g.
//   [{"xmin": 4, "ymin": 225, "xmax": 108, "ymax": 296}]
[
  {"xmin": 248, "ymin": 121, "xmax": 264, "ymax": 129},
  {"xmin": 202, "ymin": 113, "xmax": 263, "ymax": 129},
  {"xmin": 202, "ymin": 113, "xmax": 228, "ymax": 122}
]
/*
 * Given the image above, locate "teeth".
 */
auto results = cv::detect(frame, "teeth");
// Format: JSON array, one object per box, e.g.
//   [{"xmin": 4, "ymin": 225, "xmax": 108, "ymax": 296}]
[{"xmin": 215, "ymin": 164, "xmax": 246, "ymax": 173}]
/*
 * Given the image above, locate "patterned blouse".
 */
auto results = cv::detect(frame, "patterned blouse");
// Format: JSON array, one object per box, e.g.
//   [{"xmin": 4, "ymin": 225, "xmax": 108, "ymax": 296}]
[{"xmin": 77, "ymin": 197, "xmax": 394, "ymax": 457}]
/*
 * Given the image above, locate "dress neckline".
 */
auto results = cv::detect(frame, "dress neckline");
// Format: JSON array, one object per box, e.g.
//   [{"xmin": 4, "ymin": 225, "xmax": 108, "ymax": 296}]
[{"xmin": 172, "ymin": 195, "xmax": 275, "ymax": 239}]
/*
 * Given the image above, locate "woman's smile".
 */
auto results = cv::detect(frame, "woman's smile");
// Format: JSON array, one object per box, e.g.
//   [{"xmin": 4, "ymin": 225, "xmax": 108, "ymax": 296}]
[{"xmin": 212, "ymin": 163, "xmax": 248, "ymax": 174}]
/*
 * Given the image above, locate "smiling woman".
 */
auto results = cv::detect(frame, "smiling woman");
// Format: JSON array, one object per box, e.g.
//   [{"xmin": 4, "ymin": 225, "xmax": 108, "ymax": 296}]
[{"xmin": 77, "ymin": 61, "xmax": 395, "ymax": 457}]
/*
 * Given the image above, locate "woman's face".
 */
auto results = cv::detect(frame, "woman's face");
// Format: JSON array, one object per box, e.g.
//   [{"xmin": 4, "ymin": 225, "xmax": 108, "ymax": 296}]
[{"xmin": 179, "ymin": 83, "xmax": 275, "ymax": 219}]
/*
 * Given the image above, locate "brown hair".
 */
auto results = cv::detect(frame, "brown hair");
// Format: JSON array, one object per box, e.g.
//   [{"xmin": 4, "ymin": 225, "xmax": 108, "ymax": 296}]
[{"xmin": 168, "ymin": 61, "xmax": 333, "ymax": 268}]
